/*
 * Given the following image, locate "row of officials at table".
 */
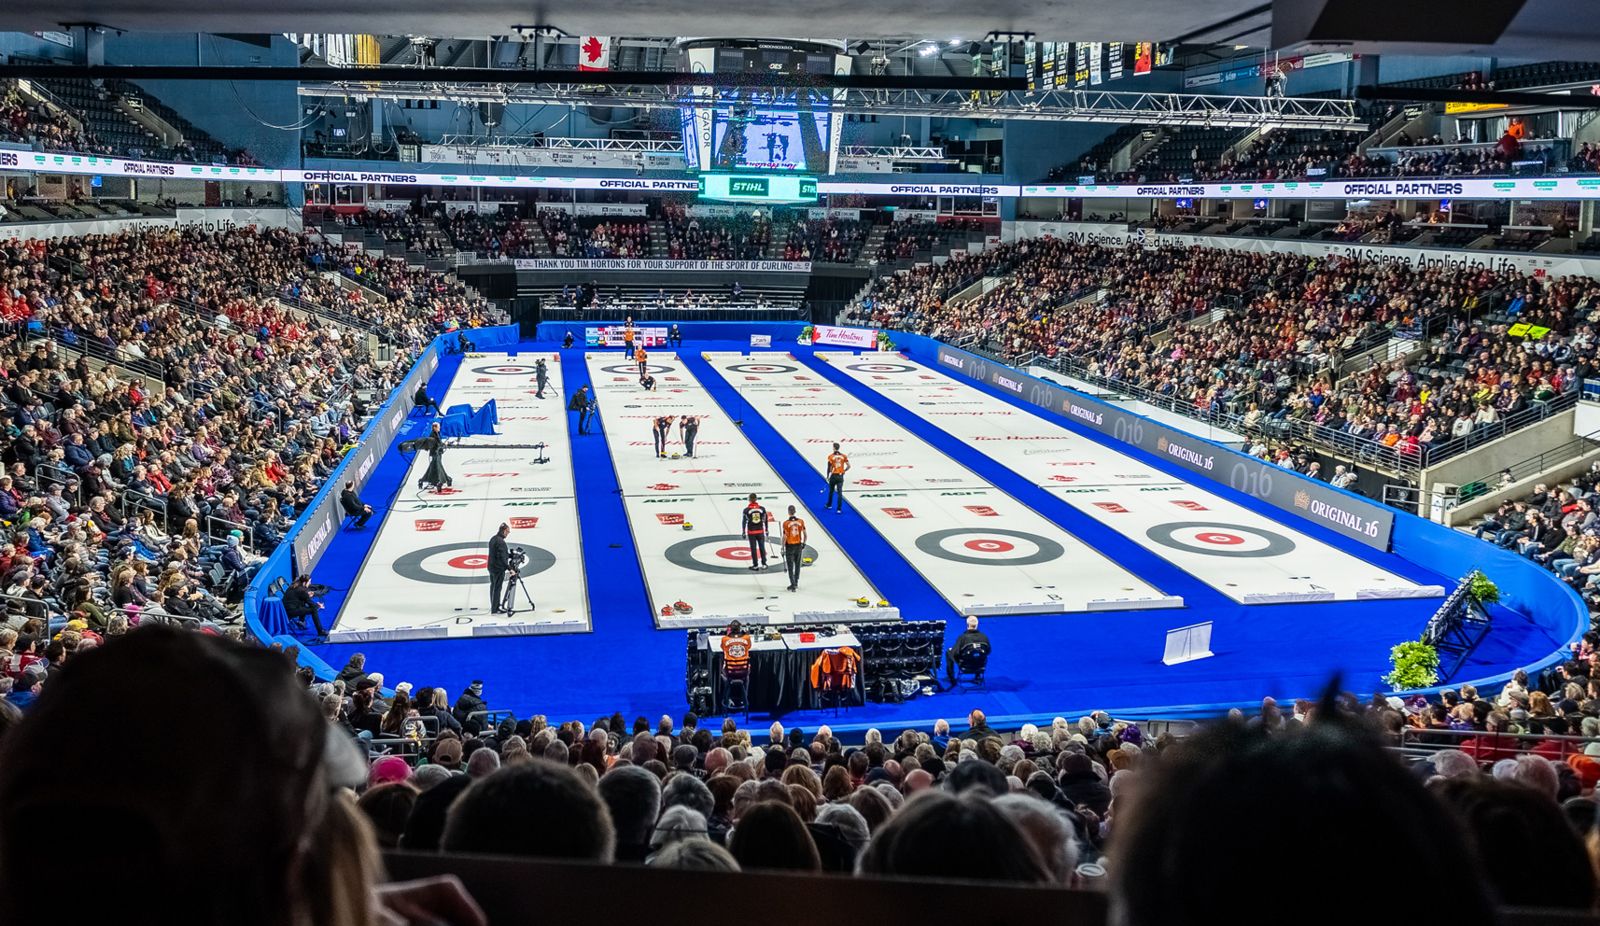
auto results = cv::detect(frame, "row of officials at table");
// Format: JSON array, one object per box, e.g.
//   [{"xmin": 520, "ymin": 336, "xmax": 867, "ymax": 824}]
[{"xmin": 713, "ymin": 616, "xmax": 992, "ymax": 713}]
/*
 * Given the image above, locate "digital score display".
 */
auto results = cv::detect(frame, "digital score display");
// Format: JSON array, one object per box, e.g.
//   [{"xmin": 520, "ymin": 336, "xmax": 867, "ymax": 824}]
[{"xmin": 698, "ymin": 172, "xmax": 819, "ymax": 204}]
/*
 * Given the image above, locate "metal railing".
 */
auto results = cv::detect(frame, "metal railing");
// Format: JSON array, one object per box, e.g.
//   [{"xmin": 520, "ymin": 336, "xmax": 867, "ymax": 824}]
[
  {"xmin": 1395, "ymin": 725, "xmax": 1600, "ymax": 765},
  {"xmin": 120, "ymin": 487, "xmax": 169, "ymax": 532},
  {"xmin": 34, "ymin": 461, "xmax": 82, "ymax": 505},
  {"xmin": 205, "ymin": 514, "xmax": 254, "ymax": 551},
  {"xmin": 1027, "ymin": 350, "xmax": 1427, "ymax": 472},
  {"xmin": 279, "ymin": 292, "xmax": 382, "ymax": 335},
  {"xmin": 1455, "ymin": 429, "xmax": 1600, "ymax": 503}
]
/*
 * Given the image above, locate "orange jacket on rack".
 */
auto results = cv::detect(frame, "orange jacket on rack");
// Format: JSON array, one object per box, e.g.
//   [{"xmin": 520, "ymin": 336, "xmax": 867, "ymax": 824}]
[{"xmin": 810, "ymin": 646, "xmax": 860, "ymax": 691}]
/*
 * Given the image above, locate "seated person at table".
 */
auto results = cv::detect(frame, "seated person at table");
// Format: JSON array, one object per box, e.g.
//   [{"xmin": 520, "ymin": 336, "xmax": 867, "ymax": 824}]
[{"xmin": 721, "ymin": 621, "xmax": 754, "ymax": 709}]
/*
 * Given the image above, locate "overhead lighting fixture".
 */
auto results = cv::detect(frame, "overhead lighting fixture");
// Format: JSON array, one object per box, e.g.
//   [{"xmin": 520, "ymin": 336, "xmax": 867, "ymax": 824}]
[
  {"xmin": 919, "ymin": 44, "xmax": 939, "ymax": 56},
  {"xmin": 949, "ymin": 38, "xmax": 964, "ymax": 46}
]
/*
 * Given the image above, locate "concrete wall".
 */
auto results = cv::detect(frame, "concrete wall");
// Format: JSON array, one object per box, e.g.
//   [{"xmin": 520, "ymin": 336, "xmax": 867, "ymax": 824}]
[
  {"xmin": 1444, "ymin": 447, "xmax": 1600, "ymax": 527},
  {"xmin": 0, "ymin": 32, "xmax": 78, "ymax": 64},
  {"xmin": 1421, "ymin": 408, "xmax": 1579, "ymax": 494}
]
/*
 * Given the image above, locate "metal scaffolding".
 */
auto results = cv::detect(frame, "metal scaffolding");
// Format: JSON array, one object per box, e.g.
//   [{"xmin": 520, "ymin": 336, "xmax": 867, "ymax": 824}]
[
  {"xmin": 841, "ymin": 145, "xmax": 950, "ymax": 160},
  {"xmin": 300, "ymin": 82, "xmax": 1363, "ymax": 130},
  {"xmin": 436, "ymin": 134, "xmax": 686, "ymax": 152}
]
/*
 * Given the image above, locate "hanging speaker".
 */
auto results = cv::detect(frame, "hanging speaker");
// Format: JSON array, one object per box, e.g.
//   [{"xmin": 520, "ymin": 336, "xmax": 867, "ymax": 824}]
[{"xmin": 478, "ymin": 102, "xmax": 505, "ymax": 128}]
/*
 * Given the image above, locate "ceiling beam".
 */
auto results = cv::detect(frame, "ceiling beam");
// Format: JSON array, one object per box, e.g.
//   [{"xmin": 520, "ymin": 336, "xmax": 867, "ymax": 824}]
[{"xmin": 0, "ymin": 62, "xmax": 1021, "ymax": 92}]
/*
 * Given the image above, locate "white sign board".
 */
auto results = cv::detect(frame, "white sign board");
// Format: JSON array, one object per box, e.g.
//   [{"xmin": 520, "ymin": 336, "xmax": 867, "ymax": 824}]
[
  {"xmin": 810, "ymin": 324, "xmax": 879, "ymax": 349},
  {"xmin": 1162, "ymin": 621, "xmax": 1214, "ymax": 665},
  {"xmin": 750, "ymin": 334, "xmax": 772, "ymax": 348}
]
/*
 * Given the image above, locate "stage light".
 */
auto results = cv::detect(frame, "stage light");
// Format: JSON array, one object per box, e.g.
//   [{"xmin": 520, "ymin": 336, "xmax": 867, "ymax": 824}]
[
  {"xmin": 948, "ymin": 38, "xmax": 964, "ymax": 46},
  {"xmin": 919, "ymin": 44, "xmax": 939, "ymax": 57}
]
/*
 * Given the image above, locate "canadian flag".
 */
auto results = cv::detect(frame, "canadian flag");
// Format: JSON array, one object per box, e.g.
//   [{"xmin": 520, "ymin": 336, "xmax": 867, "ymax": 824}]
[{"xmin": 578, "ymin": 36, "xmax": 611, "ymax": 71}]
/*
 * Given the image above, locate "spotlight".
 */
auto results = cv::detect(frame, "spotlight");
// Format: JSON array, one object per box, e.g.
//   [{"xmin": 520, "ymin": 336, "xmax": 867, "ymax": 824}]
[
  {"xmin": 919, "ymin": 44, "xmax": 939, "ymax": 57},
  {"xmin": 948, "ymin": 38, "xmax": 964, "ymax": 46}
]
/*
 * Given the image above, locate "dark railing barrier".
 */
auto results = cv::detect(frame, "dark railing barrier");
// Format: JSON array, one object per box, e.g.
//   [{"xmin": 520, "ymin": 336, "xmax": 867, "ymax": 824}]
[{"xmin": 380, "ymin": 851, "xmax": 1586, "ymax": 926}]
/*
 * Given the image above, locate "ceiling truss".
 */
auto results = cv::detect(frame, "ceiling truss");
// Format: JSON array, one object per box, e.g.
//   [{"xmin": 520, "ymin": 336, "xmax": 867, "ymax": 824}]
[{"xmin": 301, "ymin": 82, "xmax": 1363, "ymax": 130}]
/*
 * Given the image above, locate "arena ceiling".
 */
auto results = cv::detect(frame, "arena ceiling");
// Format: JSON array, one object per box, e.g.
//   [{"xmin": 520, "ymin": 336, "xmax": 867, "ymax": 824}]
[
  {"xmin": 0, "ymin": 0, "xmax": 1589, "ymax": 57},
  {"xmin": 5, "ymin": 0, "xmax": 1266, "ymax": 45}
]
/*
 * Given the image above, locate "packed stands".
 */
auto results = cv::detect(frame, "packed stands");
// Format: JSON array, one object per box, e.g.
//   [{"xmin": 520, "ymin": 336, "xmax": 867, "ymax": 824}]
[
  {"xmin": 1044, "ymin": 61, "xmax": 1600, "ymax": 185},
  {"xmin": 852, "ymin": 234, "xmax": 1595, "ymax": 470},
  {"xmin": 539, "ymin": 211, "xmax": 652, "ymax": 259},
  {"xmin": 780, "ymin": 216, "xmax": 868, "ymax": 263},
  {"xmin": 0, "ymin": 79, "xmax": 108, "ymax": 155},
  {"xmin": 2, "ymin": 621, "xmax": 1596, "ymax": 922},
  {"xmin": 662, "ymin": 203, "xmax": 773, "ymax": 260},
  {"xmin": 0, "ymin": 225, "xmax": 496, "ymax": 660},
  {"xmin": 1467, "ymin": 467, "xmax": 1600, "ymax": 614},
  {"xmin": 21, "ymin": 76, "xmax": 250, "ymax": 165}
]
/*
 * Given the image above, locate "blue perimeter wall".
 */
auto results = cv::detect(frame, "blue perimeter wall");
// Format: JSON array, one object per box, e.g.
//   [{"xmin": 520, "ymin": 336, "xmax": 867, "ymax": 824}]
[{"xmin": 246, "ymin": 322, "xmax": 1588, "ymax": 701}]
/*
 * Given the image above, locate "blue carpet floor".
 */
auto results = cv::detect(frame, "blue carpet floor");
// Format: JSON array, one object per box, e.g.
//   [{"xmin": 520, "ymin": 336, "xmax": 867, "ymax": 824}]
[{"xmin": 299, "ymin": 340, "xmax": 1566, "ymax": 731}]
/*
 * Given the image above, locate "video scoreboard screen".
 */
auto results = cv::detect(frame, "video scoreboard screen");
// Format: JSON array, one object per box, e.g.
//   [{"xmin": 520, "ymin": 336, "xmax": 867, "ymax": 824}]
[{"xmin": 681, "ymin": 46, "xmax": 849, "ymax": 174}]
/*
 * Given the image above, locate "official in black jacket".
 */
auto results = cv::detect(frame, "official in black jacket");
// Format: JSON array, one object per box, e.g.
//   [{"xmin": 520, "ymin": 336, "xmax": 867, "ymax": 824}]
[
  {"xmin": 945, "ymin": 615, "xmax": 992, "ymax": 683},
  {"xmin": 488, "ymin": 523, "xmax": 511, "ymax": 613},
  {"xmin": 282, "ymin": 574, "xmax": 326, "ymax": 637}
]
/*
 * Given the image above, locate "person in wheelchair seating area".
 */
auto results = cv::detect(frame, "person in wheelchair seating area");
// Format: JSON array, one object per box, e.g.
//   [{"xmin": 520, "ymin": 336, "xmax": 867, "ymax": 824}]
[{"xmin": 945, "ymin": 615, "xmax": 991, "ymax": 684}]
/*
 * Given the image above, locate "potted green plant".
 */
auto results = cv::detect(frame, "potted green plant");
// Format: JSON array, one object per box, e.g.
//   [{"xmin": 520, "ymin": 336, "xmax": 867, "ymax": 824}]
[
  {"xmin": 1467, "ymin": 571, "xmax": 1500, "ymax": 605},
  {"xmin": 1384, "ymin": 640, "xmax": 1440, "ymax": 690},
  {"xmin": 798, "ymin": 325, "xmax": 814, "ymax": 345}
]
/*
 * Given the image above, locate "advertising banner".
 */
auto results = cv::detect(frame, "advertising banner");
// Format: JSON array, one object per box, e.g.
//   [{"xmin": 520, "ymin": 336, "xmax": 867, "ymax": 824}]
[
  {"xmin": 1011, "ymin": 220, "xmax": 1600, "ymax": 278},
  {"xmin": 514, "ymin": 258, "xmax": 812, "ymax": 272},
  {"xmin": 810, "ymin": 324, "xmax": 879, "ymax": 349},
  {"xmin": 586, "ymin": 325, "xmax": 669, "ymax": 347},
  {"xmin": 932, "ymin": 343, "xmax": 1395, "ymax": 550},
  {"xmin": 1021, "ymin": 175, "xmax": 1600, "ymax": 202},
  {"xmin": 419, "ymin": 144, "xmax": 680, "ymax": 171}
]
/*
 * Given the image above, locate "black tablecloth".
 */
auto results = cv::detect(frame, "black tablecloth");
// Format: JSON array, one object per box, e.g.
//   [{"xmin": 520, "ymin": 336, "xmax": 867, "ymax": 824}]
[{"xmin": 701, "ymin": 645, "xmax": 865, "ymax": 715}]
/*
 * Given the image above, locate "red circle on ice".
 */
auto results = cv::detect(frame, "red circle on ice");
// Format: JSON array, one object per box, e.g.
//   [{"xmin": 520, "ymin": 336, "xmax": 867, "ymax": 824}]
[
  {"xmin": 1196, "ymin": 532, "xmax": 1245, "ymax": 546},
  {"xmin": 716, "ymin": 546, "xmax": 753, "ymax": 561},
  {"xmin": 963, "ymin": 539, "xmax": 1016, "ymax": 553},
  {"xmin": 447, "ymin": 554, "xmax": 489, "ymax": 570}
]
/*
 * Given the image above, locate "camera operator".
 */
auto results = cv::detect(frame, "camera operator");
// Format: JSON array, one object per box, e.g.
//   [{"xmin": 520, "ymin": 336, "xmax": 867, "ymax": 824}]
[{"xmin": 488, "ymin": 522, "xmax": 510, "ymax": 614}]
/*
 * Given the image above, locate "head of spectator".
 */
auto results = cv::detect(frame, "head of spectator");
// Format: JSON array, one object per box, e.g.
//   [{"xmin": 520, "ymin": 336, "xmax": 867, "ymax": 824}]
[
  {"xmin": 1110, "ymin": 707, "xmax": 1494, "ymax": 926},
  {"xmin": 599, "ymin": 765, "xmax": 663, "ymax": 862},
  {"xmin": 649, "ymin": 805, "xmax": 709, "ymax": 855},
  {"xmin": 648, "ymin": 838, "xmax": 740, "ymax": 872},
  {"xmin": 1430, "ymin": 775, "xmax": 1596, "ymax": 909},
  {"xmin": 945, "ymin": 754, "xmax": 1009, "ymax": 796},
  {"xmin": 0, "ymin": 627, "xmax": 384, "ymax": 926},
  {"xmin": 442, "ymin": 762, "xmax": 616, "ymax": 862},
  {"xmin": 859, "ymin": 790, "xmax": 1050, "ymax": 883},
  {"xmin": 727, "ymin": 801, "xmax": 821, "ymax": 872}
]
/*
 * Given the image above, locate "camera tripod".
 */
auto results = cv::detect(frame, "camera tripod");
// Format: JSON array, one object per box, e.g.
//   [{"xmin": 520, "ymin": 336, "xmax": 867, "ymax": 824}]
[{"xmin": 501, "ymin": 566, "xmax": 537, "ymax": 615}]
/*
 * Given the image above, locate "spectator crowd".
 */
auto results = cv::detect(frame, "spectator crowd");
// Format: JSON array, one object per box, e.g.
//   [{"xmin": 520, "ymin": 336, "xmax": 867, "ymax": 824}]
[
  {"xmin": 2, "ymin": 625, "xmax": 1598, "ymax": 923},
  {"xmin": 851, "ymin": 234, "xmax": 1597, "ymax": 468}
]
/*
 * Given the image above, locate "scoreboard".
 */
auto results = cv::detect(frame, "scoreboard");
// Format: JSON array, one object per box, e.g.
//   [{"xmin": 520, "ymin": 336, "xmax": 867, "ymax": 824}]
[{"xmin": 698, "ymin": 172, "xmax": 819, "ymax": 204}]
